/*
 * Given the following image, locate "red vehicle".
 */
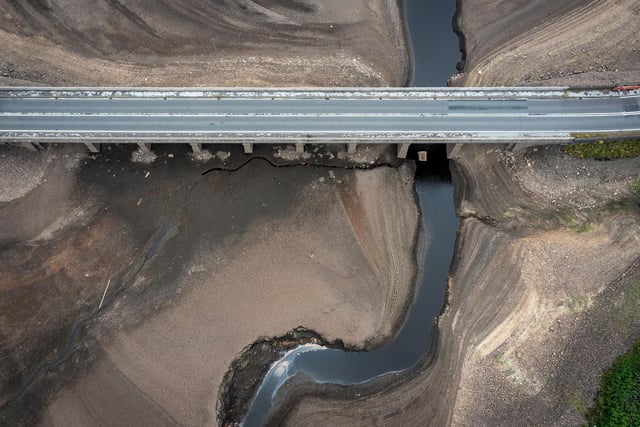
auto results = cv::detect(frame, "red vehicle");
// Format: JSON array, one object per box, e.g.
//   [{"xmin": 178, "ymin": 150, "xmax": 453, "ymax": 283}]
[{"xmin": 612, "ymin": 85, "xmax": 640, "ymax": 91}]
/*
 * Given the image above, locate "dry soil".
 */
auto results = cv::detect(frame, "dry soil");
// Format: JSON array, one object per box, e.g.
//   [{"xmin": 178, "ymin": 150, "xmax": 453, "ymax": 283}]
[{"xmin": 0, "ymin": 0, "xmax": 408, "ymax": 87}]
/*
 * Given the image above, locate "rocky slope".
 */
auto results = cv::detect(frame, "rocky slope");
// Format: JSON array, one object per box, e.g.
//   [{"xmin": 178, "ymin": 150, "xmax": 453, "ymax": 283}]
[{"xmin": 451, "ymin": 0, "xmax": 640, "ymax": 86}]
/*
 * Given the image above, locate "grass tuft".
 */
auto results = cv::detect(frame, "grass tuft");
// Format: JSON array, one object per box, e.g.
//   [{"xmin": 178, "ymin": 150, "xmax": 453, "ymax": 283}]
[{"xmin": 564, "ymin": 140, "xmax": 640, "ymax": 159}]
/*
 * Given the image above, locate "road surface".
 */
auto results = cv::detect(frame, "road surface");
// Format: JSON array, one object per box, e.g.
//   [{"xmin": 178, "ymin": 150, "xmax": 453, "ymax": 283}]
[{"xmin": 1, "ymin": 88, "xmax": 639, "ymax": 143}]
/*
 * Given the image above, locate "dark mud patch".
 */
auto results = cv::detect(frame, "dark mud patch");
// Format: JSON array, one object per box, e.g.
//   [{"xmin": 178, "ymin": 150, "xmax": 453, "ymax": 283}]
[
  {"xmin": 0, "ymin": 210, "xmax": 179, "ymax": 425},
  {"xmin": 217, "ymin": 326, "xmax": 348, "ymax": 426},
  {"xmin": 452, "ymin": 0, "xmax": 468, "ymax": 73},
  {"xmin": 0, "ymin": 333, "xmax": 107, "ymax": 427}
]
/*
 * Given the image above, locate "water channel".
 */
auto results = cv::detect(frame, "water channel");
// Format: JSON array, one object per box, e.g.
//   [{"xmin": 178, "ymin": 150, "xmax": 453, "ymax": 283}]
[
  {"xmin": 242, "ymin": 1, "xmax": 461, "ymax": 424},
  {"xmin": 407, "ymin": 0, "xmax": 460, "ymax": 86}
]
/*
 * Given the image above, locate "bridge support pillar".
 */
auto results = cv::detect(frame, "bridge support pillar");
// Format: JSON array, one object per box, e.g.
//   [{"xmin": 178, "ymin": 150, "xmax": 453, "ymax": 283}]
[
  {"xmin": 397, "ymin": 143, "xmax": 410, "ymax": 159},
  {"xmin": 347, "ymin": 143, "xmax": 357, "ymax": 154},
  {"xmin": 190, "ymin": 143, "xmax": 202, "ymax": 153},
  {"xmin": 296, "ymin": 143, "xmax": 304, "ymax": 154},
  {"xmin": 242, "ymin": 143, "xmax": 254, "ymax": 154},
  {"xmin": 508, "ymin": 142, "xmax": 546, "ymax": 153},
  {"xmin": 137, "ymin": 143, "xmax": 152, "ymax": 154},
  {"xmin": 84, "ymin": 142, "xmax": 100, "ymax": 153},
  {"xmin": 446, "ymin": 143, "xmax": 464, "ymax": 159},
  {"xmin": 18, "ymin": 142, "xmax": 42, "ymax": 151}
]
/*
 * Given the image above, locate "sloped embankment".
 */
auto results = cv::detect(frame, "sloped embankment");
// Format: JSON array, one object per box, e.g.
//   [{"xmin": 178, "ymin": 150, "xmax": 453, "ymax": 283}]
[
  {"xmin": 451, "ymin": 0, "xmax": 640, "ymax": 86},
  {"xmin": 449, "ymin": 144, "xmax": 640, "ymax": 425}
]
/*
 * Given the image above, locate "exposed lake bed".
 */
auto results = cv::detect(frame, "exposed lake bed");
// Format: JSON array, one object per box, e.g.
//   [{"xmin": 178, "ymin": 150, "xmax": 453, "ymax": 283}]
[{"xmin": 1, "ymin": 0, "xmax": 640, "ymax": 425}]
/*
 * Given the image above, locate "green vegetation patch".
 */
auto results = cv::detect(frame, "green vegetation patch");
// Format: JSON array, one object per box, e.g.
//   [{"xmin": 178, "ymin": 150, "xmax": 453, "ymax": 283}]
[
  {"xmin": 564, "ymin": 140, "xmax": 640, "ymax": 159},
  {"xmin": 564, "ymin": 213, "xmax": 593, "ymax": 233},
  {"xmin": 587, "ymin": 340, "xmax": 640, "ymax": 426}
]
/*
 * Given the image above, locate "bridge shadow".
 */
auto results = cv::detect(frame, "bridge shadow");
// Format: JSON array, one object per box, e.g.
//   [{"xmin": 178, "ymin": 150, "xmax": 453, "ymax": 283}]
[{"xmin": 411, "ymin": 144, "xmax": 452, "ymax": 181}]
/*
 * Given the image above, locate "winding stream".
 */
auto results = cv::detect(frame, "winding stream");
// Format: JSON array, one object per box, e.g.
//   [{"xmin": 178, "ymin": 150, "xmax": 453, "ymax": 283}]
[
  {"xmin": 242, "ymin": 0, "xmax": 461, "ymax": 424},
  {"xmin": 243, "ymin": 178, "xmax": 458, "ymax": 425}
]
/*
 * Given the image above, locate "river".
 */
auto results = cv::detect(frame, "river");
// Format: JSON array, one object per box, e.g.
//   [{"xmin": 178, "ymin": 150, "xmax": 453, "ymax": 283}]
[
  {"xmin": 243, "ymin": 176, "xmax": 458, "ymax": 425},
  {"xmin": 243, "ymin": 0, "xmax": 459, "ymax": 426},
  {"xmin": 242, "ymin": 1, "xmax": 462, "ymax": 424},
  {"xmin": 406, "ymin": 0, "xmax": 460, "ymax": 86}
]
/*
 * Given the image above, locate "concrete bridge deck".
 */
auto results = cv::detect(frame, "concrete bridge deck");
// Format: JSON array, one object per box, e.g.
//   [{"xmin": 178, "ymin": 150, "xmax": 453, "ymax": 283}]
[{"xmin": 1, "ymin": 87, "xmax": 639, "ymax": 158}]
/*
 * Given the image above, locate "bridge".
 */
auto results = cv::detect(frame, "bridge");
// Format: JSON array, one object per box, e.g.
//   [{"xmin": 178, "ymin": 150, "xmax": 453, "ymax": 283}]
[{"xmin": 1, "ymin": 87, "xmax": 639, "ymax": 159}]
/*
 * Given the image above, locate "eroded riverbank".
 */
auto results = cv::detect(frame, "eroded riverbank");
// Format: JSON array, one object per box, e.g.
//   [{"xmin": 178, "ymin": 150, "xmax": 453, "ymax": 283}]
[
  {"xmin": 448, "ymin": 145, "xmax": 640, "ymax": 425},
  {"xmin": 228, "ymin": 173, "xmax": 457, "ymax": 426},
  {"xmin": 271, "ymin": 145, "xmax": 640, "ymax": 427}
]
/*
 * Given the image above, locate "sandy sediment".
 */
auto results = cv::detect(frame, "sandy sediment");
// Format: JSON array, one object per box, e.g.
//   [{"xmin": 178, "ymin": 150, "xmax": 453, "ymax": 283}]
[
  {"xmin": 0, "ymin": 0, "xmax": 408, "ymax": 86},
  {"xmin": 0, "ymin": 145, "xmax": 52, "ymax": 203}
]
